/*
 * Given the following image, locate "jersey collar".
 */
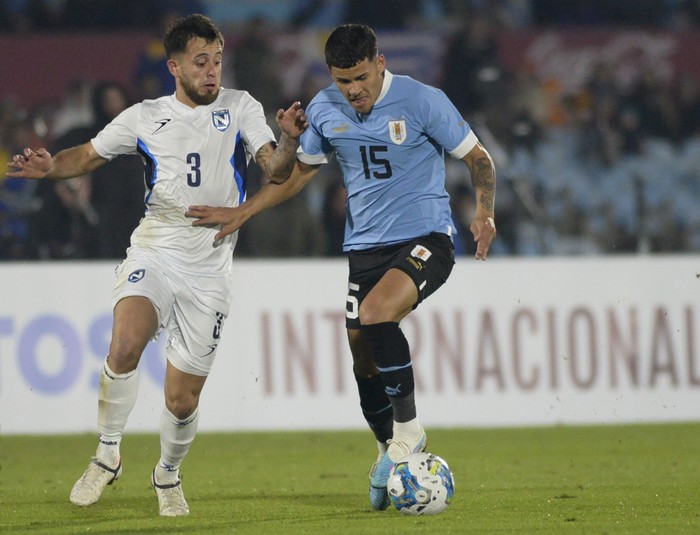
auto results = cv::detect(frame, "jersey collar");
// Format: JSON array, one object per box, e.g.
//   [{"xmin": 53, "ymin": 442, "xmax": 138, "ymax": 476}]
[{"xmin": 374, "ymin": 70, "xmax": 393, "ymax": 107}]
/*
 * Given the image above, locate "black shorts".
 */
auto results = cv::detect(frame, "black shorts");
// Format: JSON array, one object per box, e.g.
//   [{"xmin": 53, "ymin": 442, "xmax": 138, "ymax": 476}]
[{"xmin": 345, "ymin": 232, "xmax": 455, "ymax": 329}]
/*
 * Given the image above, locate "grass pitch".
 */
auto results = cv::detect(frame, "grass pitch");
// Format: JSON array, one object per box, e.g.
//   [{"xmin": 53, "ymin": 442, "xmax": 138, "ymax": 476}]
[{"xmin": 1, "ymin": 423, "xmax": 699, "ymax": 534}]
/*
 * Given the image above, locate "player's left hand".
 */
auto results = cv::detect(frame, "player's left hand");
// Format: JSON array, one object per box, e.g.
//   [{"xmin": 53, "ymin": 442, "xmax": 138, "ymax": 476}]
[
  {"xmin": 7, "ymin": 147, "xmax": 53, "ymax": 179},
  {"xmin": 186, "ymin": 205, "xmax": 252, "ymax": 241},
  {"xmin": 470, "ymin": 216, "xmax": 497, "ymax": 260},
  {"xmin": 276, "ymin": 101, "xmax": 308, "ymax": 139}
]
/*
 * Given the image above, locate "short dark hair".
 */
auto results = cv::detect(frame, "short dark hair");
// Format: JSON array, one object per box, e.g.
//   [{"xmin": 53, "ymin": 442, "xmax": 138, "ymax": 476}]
[
  {"xmin": 163, "ymin": 13, "xmax": 224, "ymax": 58},
  {"xmin": 324, "ymin": 24, "xmax": 378, "ymax": 69}
]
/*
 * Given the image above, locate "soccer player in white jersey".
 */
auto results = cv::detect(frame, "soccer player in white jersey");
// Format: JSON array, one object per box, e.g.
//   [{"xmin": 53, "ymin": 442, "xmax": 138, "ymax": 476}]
[
  {"xmin": 8, "ymin": 14, "xmax": 307, "ymax": 516},
  {"xmin": 186, "ymin": 24, "xmax": 497, "ymax": 510}
]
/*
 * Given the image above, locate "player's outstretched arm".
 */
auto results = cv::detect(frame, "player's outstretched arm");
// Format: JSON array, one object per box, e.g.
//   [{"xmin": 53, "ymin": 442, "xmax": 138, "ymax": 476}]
[
  {"xmin": 186, "ymin": 160, "xmax": 320, "ymax": 241},
  {"xmin": 7, "ymin": 142, "xmax": 107, "ymax": 180},
  {"xmin": 259, "ymin": 101, "xmax": 309, "ymax": 183},
  {"xmin": 462, "ymin": 141, "xmax": 497, "ymax": 260}
]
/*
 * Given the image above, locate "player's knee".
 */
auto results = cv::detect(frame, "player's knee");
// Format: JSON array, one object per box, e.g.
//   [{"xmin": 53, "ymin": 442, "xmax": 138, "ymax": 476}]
[
  {"xmin": 165, "ymin": 395, "xmax": 198, "ymax": 420},
  {"xmin": 353, "ymin": 359, "xmax": 378, "ymax": 378},
  {"xmin": 358, "ymin": 300, "xmax": 388, "ymax": 325},
  {"xmin": 106, "ymin": 346, "xmax": 141, "ymax": 374}
]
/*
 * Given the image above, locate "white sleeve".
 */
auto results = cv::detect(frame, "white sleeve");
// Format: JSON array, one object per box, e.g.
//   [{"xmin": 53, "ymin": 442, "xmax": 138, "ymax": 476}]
[
  {"xmin": 91, "ymin": 103, "xmax": 142, "ymax": 160},
  {"xmin": 237, "ymin": 92, "xmax": 276, "ymax": 158},
  {"xmin": 297, "ymin": 146, "xmax": 329, "ymax": 165},
  {"xmin": 449, "ymin": 130, "xmax": 478, "ymax": 160}
]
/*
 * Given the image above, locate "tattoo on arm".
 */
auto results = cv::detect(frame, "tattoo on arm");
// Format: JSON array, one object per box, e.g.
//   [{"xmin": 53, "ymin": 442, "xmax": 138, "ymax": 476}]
[
  {"xmin": 471, "ymin": 157, "xmax": 496, "ymax": 212},
  {"xmin": 263, "ymin": 133, "xmax": 298, "ymax": 179}
]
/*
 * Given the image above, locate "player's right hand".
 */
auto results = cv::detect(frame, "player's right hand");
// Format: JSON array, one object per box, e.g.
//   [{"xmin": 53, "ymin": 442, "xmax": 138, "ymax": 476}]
[
  {"xmin": 470, "ymin": 215, "xmax": 497, "ymax": 260},
  {"xmin": 7, "ymin": 147, "xmax": 52, "ymax": 179},
  {"xmin": 276, "ymin": 101, "xmax": 308, "ymax": 139},
  {"xmin": 186, "ymin": 205, "xmax": 252, "ymax": 242}
]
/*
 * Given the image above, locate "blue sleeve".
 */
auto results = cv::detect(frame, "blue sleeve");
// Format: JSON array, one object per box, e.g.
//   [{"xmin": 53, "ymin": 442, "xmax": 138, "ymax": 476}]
[
  {"xmin": 420, "ymin": 87, "xmax": 472, "ymax": 152},
  {"xmin": 300, "ymin": 102, "xmax": 334, "ymax": 157}
]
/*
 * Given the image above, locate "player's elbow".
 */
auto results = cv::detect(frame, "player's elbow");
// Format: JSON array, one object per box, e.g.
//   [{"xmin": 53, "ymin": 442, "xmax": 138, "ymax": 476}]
[{"xmin": 267, "ymin": 173, "xmax": 291, "ymax": 185}]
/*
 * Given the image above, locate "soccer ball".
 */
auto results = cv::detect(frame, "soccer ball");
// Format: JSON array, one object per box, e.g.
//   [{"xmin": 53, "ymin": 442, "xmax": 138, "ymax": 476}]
[{"xmin": 387, "ymin": 452, "xmax": 455, "ymax": 515}]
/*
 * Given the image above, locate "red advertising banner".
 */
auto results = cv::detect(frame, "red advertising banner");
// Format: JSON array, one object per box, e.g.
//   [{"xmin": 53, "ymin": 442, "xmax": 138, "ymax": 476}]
[
  {"xmin": 497, "ymin": 29, "xmax": 700, "ymax": 92},
  {"xmin": 2, "ymin": 29, "xmax": 699, "ymax": 111}
]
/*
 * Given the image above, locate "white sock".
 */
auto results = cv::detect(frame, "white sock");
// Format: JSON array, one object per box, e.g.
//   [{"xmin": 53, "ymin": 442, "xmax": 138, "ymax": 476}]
[
  {"xmin": 393, "ymin": 418, "xmax": 423, "ymax": 441},
  {"xmin": 377, "ymin": 440, "xmax": 389, "ymax": 457},
  {"xmin": 155, "ymin": 407, "xmax": 199, "ymax": 484},
  {"xmin": 95, "ymin": 359, "xmax": 139, "ymax": 466}
]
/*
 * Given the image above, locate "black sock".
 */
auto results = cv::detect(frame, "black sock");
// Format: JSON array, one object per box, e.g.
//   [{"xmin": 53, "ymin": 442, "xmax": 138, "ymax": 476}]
[
  {"xmin": 361, "ymin": 322, "xmax": 416, "ymax": 423},
  {"xmin": 354, "ymin": 373, "xmax": 393, "ymax": 443}
]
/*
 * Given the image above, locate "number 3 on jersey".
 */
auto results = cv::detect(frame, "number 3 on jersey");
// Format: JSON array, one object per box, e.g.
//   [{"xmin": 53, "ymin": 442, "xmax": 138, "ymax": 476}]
[
  {"xmin": 359, "ymin": 145, "xmax": 392, "ymax": 179},
  {"xmin": 187, "ymin": 152, "xmax": 201, "ymax": 187}
]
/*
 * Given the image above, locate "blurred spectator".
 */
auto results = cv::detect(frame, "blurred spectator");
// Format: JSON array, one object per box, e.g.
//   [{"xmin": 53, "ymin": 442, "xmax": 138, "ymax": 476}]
[
  {"xmin": 449, "ymin": 183, "xmax": 478, "ymax": 257},
  {"xmin": 531, "ymin": 0, "xmax": 667, "ymax": 26},
  {"xmin": 236, "ymin": 169, "xmax": 326, "ymax": 258},
  {"xmin": 342, "ymin": 0, "xmax": 422, "ymax": 29},
  {"xmin": 231, "ymin": 17, "xmax": 285, "ymax": 112},
  {"xmin": 674, "ymin": 74, "xmax": 700, "ymax": 139},
  {"xmin": 88, "ymin": 82, "xmax": 145, "ymax": 258},
  {"xmin": 133, "ymin": 9, "xmax": 180, "ymax": 100},
  {"xmin": 440, "ymin": 12, "xmax": 506, "ymax": 119},
  {"xmin": 51, "ymin": 78, "xmax": 94, "ymax": 138},
  {"xmin": 32, "ymin": 81, "xmax": 144, "ymax": 259},
  {"xmin": 626, "ymin": 65, "xmax": 679, "ymax": 140},
  {"xmin": 1, "ymin": 117, "xmax": 43, "ymax": 259},
  {"xmin": 32, "ymin": 172, "xmax": 98, "ymax": 259},
  {"xmin": 291, "ymin": 0, "xmax": 346, "ymax": 28}
]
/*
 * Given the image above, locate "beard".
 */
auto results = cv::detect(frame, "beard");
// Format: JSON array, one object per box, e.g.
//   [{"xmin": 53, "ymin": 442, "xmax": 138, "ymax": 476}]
[{"xmin": 181, "ymin": 76, "xmax": 220, "ymax": 106}]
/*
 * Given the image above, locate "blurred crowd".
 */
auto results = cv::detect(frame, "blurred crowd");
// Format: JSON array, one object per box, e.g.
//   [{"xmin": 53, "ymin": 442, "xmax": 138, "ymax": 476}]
[{"xmin": 1, "ymin": 0, "xmax": 700, "ymax": 260}]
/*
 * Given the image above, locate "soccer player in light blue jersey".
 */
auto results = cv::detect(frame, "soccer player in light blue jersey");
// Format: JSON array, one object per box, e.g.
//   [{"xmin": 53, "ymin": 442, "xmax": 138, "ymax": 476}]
[{"xmin": 187, "ymin": 23, "xmax": 497, "ymax": 511}]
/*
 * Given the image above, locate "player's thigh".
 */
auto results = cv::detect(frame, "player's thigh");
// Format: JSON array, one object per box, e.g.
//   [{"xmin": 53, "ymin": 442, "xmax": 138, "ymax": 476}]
[
  {"xmin": 345, "ymin": 233, "xmax": 455, "ymax": 328},
  {"xmin": 113, "ymin": 249, "xmax": 176, "ymax": 331},
  {"xmin": 166, "ymin": 275, "xmax": 231, "ymax": 377},
  {"xmin": 359, "ymin": 268, "xmax": 417, "ymax": 324},
  {"xmin": 345, "ymin": 244, "xmax": 400, "ymax": 329},
  {"xmin": 390, "ymin": 232, "xmax": 455, "ymax": 308}
]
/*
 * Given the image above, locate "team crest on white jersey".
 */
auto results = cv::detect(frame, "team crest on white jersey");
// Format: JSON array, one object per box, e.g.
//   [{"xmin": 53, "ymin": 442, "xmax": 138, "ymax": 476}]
[
  {"xmin": 128, "ymin": 269, "xmax": 145, "ymax": 283},
  {"xmin": 388, "ymin": 120, "xmax": 407, "ymax": 145},
  {"xmin": 212, "ymin": 109, "xmax": 231, "ymax": 132}
]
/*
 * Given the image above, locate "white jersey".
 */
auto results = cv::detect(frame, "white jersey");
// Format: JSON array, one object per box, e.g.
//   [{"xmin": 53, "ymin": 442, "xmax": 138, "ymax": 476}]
[{"xmin": 91, "ymin": 88, "xmax": 275, "ymax": 274}]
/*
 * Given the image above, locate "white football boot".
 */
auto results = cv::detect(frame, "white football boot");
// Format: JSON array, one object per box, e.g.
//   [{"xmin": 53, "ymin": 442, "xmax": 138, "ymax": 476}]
[
  {"xmin": 70, "ymin": 458, "xmax": 122, "ymax": 506},
  {"xmin": 152, "ymin": 469, "xmax": 190, "ymax": 516}
]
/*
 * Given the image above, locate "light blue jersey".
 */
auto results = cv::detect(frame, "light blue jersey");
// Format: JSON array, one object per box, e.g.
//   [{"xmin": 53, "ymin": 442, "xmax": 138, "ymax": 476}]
[{"xmin": 299, "ymin": 71, "xmax": 478, "ymax": 251}]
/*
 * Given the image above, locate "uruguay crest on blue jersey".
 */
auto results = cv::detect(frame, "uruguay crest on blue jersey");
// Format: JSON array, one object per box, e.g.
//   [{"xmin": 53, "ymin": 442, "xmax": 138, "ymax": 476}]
[
  {"xmin": 212, "ymin": 109, "xmax": 230, "ymax": 131},
  {"xmin": 388, "ymin": 119, "xmax": 407, "ymax": 145}
]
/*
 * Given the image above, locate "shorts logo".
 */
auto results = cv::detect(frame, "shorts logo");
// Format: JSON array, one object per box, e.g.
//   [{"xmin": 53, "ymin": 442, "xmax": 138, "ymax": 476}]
[
  {"xmin": 388, "ymin": 120, "xmax": 407, "ymax": 145},
  {"xmin": 128, "ymin": 269, "xmax": 145, "ymax": 283},
  {"xmin": 212, "ymin": 312, "xmax": 225, "ymax": 339},
  {"xmin": 411, "ymin": 245, "xmax": 432, "ymax": 261},
  {"xmin": 212, "ymin": 109, "xmax": 230, "ymax": 132}
]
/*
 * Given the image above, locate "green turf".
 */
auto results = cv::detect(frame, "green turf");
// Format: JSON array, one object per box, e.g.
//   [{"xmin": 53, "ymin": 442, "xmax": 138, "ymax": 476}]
[{"xmin": 1, "ymin": 423, "xmax": 699, "ymax": 534}]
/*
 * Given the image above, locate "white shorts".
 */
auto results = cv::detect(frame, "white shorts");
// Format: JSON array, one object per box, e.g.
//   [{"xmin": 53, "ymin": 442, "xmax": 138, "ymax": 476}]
[{"xmin": 113, "ymin": 248, "xmax": 232, "ymax": 376}]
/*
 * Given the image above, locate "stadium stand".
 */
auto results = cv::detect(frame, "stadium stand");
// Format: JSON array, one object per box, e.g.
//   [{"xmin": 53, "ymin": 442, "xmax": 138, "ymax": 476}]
[{"xmin": 1, "ymin": 0, "xmax": 699, "ymax": 258}]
